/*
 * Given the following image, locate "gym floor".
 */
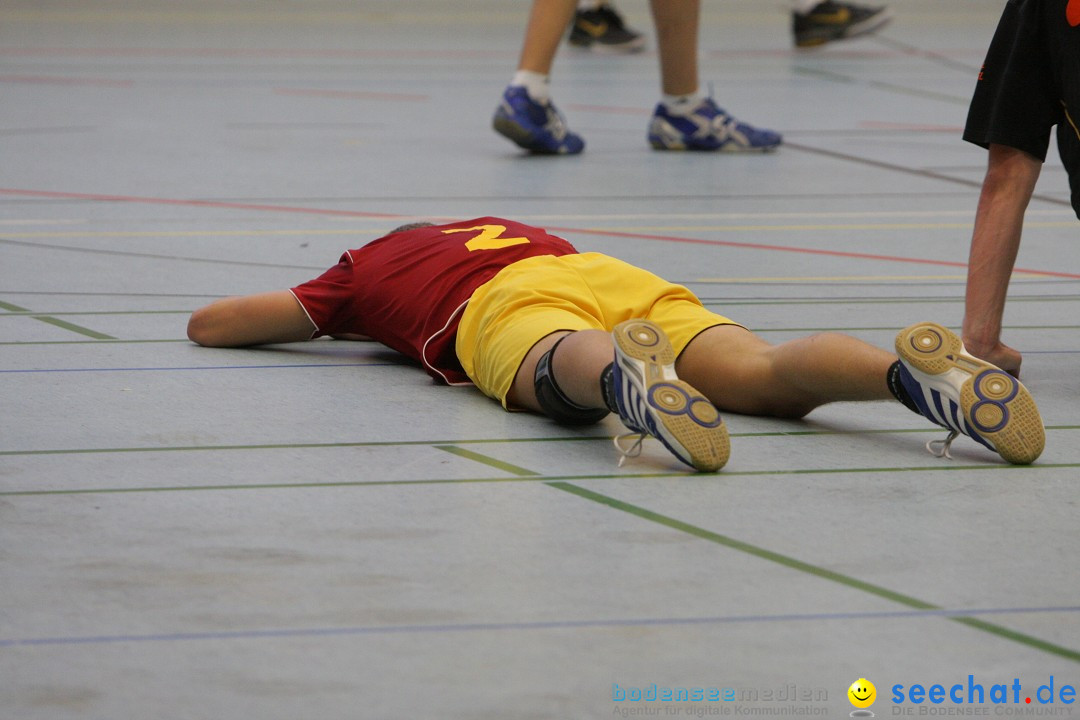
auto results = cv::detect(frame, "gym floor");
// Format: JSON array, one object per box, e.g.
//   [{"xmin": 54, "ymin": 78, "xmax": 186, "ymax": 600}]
[{"xmin": 2, "ymin": 1, "xmax": 1078, "ymax": 718}]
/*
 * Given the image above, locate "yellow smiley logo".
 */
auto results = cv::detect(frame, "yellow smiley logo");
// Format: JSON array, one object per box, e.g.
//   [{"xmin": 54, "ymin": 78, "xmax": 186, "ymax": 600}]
[{"xmin": 848, "ymin": 678, "xmax": 876, "ymax": 709}]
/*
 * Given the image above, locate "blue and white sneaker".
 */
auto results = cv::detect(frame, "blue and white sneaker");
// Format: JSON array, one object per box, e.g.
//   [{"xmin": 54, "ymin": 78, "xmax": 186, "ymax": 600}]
[
  {"xmin": 492, "ymin": 86, "xmax": 585, "ymax": 155},
  {"xmin": 895, "ymin": 322, "xmax": 1044, "ymax": 464},
  {"xmin": 610, "ymin": 320, "xmax": 729, "ymax": 471},
  {"xmin": 648, "ymin": 97, "xmax": 782, "ymax": 152}
]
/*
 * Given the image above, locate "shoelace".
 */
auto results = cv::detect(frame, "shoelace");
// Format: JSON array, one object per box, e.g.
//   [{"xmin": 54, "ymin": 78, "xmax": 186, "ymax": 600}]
[
  {"xmin": 613, "ymin": 432, "xmax": 647, "ymax": 467},
  {"xmin": 542, "ymin": 104, "xmax": 570, "ymax": 141},
  {"xmin": 926, "ymin": 429, "xmax": 960, "ymax": 459}
]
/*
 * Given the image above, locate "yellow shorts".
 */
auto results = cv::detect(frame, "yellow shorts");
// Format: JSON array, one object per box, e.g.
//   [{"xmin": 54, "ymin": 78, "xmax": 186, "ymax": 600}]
[{"xmin": 456, "ymin": 252, "xmax": 739, "ymax": 407}]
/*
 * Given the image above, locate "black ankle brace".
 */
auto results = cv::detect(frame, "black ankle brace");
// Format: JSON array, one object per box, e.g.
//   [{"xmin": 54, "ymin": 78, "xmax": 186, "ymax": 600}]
[
  {"xmin": 533, "ymin": 336, "xmax": 610, "ymax": 426},
  {"xmin": 887, "ymin": 360, "xmax": 922, "ymax": 415},
  {"xmin": 600, "ymin": 362, "xmax": 617, "ymax": 414}
]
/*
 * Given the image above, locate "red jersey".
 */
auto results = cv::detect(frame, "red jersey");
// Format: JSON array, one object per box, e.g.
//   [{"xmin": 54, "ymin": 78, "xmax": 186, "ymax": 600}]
[{"xmin": 290, "ymin": 217, "xmax": 579, "ymax": 384}]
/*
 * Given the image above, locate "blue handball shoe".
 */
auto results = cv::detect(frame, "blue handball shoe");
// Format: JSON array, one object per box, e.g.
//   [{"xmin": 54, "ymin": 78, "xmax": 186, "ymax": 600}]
[
  {"xmin": 492, "ymin": 86, "xmax": 585, "ymax": 155},
  {"xmin": 610, "ymin": 320, "xmax": 729, "ymax": 471},
  {"xmin": 648, "ymin": 97, "xmax": 782, "ymax": 152},
  {"xmin": 895, "ymin": 322, "xmax": 1044, "ymax": 464}
]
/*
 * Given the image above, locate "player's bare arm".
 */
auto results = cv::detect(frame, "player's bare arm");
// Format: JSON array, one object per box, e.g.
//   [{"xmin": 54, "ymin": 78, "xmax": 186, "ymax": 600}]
[{"xmin": 187, "ymin": 290, "xmax": 317, "ymax": 347}]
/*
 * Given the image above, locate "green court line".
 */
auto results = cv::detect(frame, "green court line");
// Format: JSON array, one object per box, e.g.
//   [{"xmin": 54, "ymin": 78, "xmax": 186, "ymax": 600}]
[
  {"xmin": 3, "ymin": 426, "xmax": 1078, "ymax": 457},
  {"xmin": 3, "ymin": 462, "xmax": 1076, "ymax": 498},
  {"xmin": 0, "ymin": 435, "xmax": 610, "ymax": 457},
  {"xmin": 545, "ymin": 481, "xmax": 1080, "ymax": 664},
  {"xmin": 0, "ymin": 299, "xmax": 115, "ymax": 340},
  {"xmin": 433, "ymin": 445, "xmax": 540, "ymax": 477}
]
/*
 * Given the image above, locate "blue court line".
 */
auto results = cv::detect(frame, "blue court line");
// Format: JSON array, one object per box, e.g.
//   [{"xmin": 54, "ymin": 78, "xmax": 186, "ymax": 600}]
[
  {"xmin": 3, "ymin": 606, "xmax": 1077, "ymax": 648},
  {"xmin": 0, "ymin": 362, "xmax": 398, "ymax": 374}
]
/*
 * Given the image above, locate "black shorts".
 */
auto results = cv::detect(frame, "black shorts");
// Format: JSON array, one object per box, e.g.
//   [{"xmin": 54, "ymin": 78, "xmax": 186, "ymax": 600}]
[{"xmin": 963, "ymin": 0, "xmax": 1080, "ymax": 217}]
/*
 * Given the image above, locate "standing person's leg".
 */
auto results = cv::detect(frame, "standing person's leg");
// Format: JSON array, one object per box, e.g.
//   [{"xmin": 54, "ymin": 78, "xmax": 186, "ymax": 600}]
[
  {"xmin": 493, "ymin": 0, "xmax": 585, "ymax": 154},
  {"xmin": 650, "ymin": 0, "xmax": 699, "ymax": 97},
  {"xmin": 516, "ymin": 0, "xmax": 577, "ymax": 76},
  {"xmin": 646, "ymin": 0, "xmax": 782, "ymax": 152}
]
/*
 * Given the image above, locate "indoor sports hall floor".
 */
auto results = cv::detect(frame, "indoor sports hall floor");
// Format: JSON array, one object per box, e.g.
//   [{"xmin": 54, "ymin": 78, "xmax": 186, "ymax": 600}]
[{"xmin": 2, "ymin": 1, "xmax": 1078, "ymax": 718}]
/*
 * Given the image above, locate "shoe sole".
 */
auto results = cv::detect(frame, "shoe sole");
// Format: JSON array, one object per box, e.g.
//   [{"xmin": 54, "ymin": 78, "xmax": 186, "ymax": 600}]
[
  {"xmin": 613, "ymin": 320, "xmax": 730, "ymax": 471},
  {"xmin": 795, "ymin": 10, "xmax": 892, "ymax": 47},
  {"xmin": 895, "ymin": 322, "xmax": 1044, "ymax": 464},
  {"xmin": 568, "ymin": 37, "xmax": 646, "ymax": 54},
  {"xmin": 493, "ymin": 114, "xmax": 581, "ymax": 155},
  {"xmin": 648, "ymin": 138, "xmax": 780, "ymax": 153}
]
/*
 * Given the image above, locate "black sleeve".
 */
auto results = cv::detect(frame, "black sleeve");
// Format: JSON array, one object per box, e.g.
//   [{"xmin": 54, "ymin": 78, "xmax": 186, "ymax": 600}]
[{"xmin": 963, "ymin": 0, "xmax": 1061, "ymax": 161}]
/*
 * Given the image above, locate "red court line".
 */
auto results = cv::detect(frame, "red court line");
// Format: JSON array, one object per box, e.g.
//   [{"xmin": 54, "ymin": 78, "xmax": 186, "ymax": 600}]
[
  {"xmin": 0, "ymin": 47, "xmax": 508, "ymax": 60},
  {"xmin": 857, "ymin": 121, "xmax": 964, "ymax": 132},
  {"xmin": 540, "ymin": 225, "xmax": 1080, "ymax": 280},
  {"xmin": 274, "ymin": 88, "xmax": 427, "ymax": 102},
  {"xmin": 2, "ymin": 187, "xmax": 1078, "ymax": 279},
  {"xmin": 0, "ymin": 75, "xmax": 133, "ymax": 87},
  {"xmin": 565, "ymin": 104, "xmax": 650, "ymax": 116},
  {"xmin": 0, "ymin": 188, "xmax": 401, "ymax": 219}
]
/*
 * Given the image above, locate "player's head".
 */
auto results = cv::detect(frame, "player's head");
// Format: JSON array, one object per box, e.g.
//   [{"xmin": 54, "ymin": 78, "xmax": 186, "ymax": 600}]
[{"xmin": 388, "ymin": 221, "xmax": 436, "ymax": 234}]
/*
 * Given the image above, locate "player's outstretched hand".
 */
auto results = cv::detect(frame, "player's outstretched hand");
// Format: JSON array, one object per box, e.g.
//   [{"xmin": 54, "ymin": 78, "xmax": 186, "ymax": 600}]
[{"xmin": 965, "ymin": 338, "xmax": 1023, "ymax": 378}]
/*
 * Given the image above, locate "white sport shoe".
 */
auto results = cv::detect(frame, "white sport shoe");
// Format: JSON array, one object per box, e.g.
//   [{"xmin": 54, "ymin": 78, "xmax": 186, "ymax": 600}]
[
  {"xmin": 610, "ymin": 320, "xmax": 730, "ymax": 471},
  {"xmin": 895, "ymin": 322, "xmax": 1044, "ymax": 464}
]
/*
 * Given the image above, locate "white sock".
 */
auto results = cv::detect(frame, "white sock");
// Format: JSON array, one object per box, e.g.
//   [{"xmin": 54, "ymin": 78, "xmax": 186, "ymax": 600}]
[
  {"xmin": 510, "ymin": 70, "xmax": 550, "ymax": 104},
  {"xmin": 661, "ymin": 90, "xmax": 705, "ymax": 116},
  {"xmin": 792, "ymin": 0, "xmax": 823, "ymax": 15}
]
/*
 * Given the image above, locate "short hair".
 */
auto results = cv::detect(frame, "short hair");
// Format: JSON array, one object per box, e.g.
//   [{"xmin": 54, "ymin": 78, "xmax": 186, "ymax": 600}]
[{"xmin": 388, "ymin": 221, "xmax": 436, "ymax": 234}]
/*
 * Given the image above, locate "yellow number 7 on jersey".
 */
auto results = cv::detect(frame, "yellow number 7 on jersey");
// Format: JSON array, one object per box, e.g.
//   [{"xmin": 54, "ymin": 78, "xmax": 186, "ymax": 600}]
[{"xmin": 442, "ymin": 224, "xmax": 531, "ymax": 251}]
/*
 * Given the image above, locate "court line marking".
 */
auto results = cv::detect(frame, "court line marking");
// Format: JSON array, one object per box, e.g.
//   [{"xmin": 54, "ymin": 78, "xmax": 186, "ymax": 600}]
[
  {"xmin": 0, "ymin": 299, "xmax": 114, "ymax": 340},
  {"xmin": 701, "ymin": 296, "xmax": 1080, "ymax": 306},
  {"xmin": 0, "ymin": 74, "xmax": 134, "ymax": 88},
  {"xmin": 6, "ymin": 324, "xmax": 1077, "ymax": 347},
  {"xmin": 0, "ymin": 188, "xmax": 401, "ymax": 218},
  {"xmin": 2, "ymin": 460, "xmax": 1075, "ymax": 497},
  {"xmin": 2, "ymin": 425, "xmax": 1077, "ymax": 460},
  {"xmin": 785, "ymin": 141, "xmax": 1073, "ymax": 210},
  {"xmin": 0, "ymin": 362, "xmax": 391, "ymax": 374},
  {"xmin": 0, "ymin": 310, "xmax": 190, "ymax": 316},
  {"xmin": 546, "ymin": 482, "xmax": 1080, "ymax": 664},
  {"xmin": 434, "ymin": 446, "xmax": 540, "ymax": 477},
  {"xmin": 2, "ymin": 187, "xmax": 1078, "ymax": 278},
  {"xmin": 6, "ymin": 325, "xmax": 1080, "ymax": 348},
  {"xmin": 0, "ymin": 229, "xmax": 392, "ymax": 238},
  {"xmin": 0, "ymin": 339, "xmax": 188, "ymax": 346},
  {"xmin": 0, "ymin": 237, "xmax": 329, "ymax": 271},
  {"xmin": 2, "ymin": 293, "xmax": 1077, "ymax": 322},
  {"xmin": 274, "ymin": 87, "xmax": 427, "ymax": 102},
  {"xmin": 3, "ymin": 606, "xmax": 1078, "ymax": 649}
]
